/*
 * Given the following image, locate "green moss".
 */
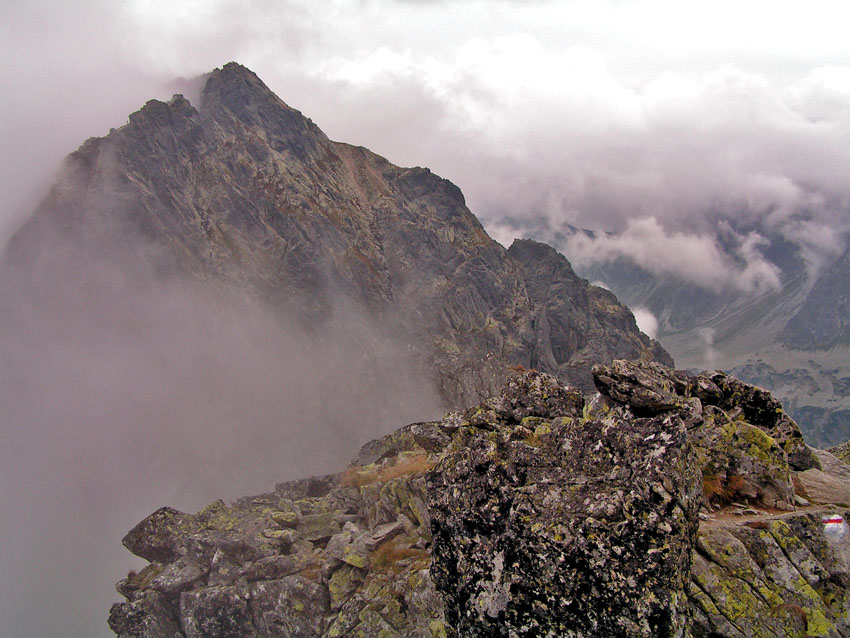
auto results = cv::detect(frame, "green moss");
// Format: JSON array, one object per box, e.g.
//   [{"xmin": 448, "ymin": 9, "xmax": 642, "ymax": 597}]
[
  {"xmin": 741, "ymin": 424, "xmax": 782, "ymax": 466},
  {"xmin": 271, "ymin": 511, "xmax": 299, "ymax": 527},
  {"xmin": 805, "ymin": 607, "xmax": 834, "ymax": 636},
  {"xmin": 342, "ymin": 544, "xmax": 368, "ymax": 569}
]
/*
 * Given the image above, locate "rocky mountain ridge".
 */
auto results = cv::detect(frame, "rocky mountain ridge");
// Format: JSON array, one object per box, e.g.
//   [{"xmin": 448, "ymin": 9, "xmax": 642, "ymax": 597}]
[
  {"xmin": 110, "ymin": 361, "xmax": 850, "ymax": 638},
  {"xmin": 3, "ymin": 62, "xmax": 668, "ymax": 409},
  {"xmin": 0, "ymin": 62, "xmax": 673, "ymax": 638}
]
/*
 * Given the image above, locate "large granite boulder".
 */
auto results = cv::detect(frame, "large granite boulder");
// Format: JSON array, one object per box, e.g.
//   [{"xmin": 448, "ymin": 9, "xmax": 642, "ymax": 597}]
[{"xmin": 428, "ymin": 370, "xmax": 701, "ymax": 637}]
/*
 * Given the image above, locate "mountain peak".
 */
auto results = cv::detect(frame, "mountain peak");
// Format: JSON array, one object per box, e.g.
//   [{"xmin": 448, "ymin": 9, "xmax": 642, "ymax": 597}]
[
  {"xmin": 207, "ymin": 62, "xmax": 271, "ymax": 93},
  {"xmin": 201, "ymin": 61, "xmax": 293, "ymax": 114},
  {"xmin": 6, "ymin": 62, "xmax": 668, "ymax": 407}
]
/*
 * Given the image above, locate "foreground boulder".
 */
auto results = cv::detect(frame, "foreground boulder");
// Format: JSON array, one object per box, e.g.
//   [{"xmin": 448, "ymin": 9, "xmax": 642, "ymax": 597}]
[
  {"xmin": 111, "ymin": 363, "xmax": 850, "ymax": 637},
  {"xmin": 428, "ymin": 371, "xmax": 701, "ymax": 636}
]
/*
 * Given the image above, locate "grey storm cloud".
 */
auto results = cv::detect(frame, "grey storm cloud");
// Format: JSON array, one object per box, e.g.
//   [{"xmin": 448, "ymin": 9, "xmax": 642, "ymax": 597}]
[{"xmin": 3, "ymin": 2, "xmax": 850, "ymax": 637}]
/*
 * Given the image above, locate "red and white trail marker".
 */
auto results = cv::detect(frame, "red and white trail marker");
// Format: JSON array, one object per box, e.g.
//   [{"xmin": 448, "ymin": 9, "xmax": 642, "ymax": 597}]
[{"xmin": 823, "ymin": 514, "xmax": 847, "ymax": 539}]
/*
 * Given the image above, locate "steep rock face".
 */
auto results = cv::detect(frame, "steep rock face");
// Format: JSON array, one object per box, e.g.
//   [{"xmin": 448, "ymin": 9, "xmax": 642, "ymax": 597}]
[
  {"xmin": 428, "ymin": 372, "xmax": 700, "ymax": 637},
  {"xmin": 4, "ymin": 62, "xmax": 666, "ymax": 406},
  {"xmin": 507, "ymin": 239, "xmax": 673, "ymax": 380},
  {"xmin": 111, "ymin": 364, "xmax": 850, "ymax": 638}
]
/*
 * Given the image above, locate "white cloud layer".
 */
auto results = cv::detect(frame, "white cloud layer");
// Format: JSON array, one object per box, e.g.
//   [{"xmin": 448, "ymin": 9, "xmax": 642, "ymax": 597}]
[
  {"xmin": 632, "ymin": 306, "xmax": 659, "ymax": 340},
  {"xmin": 4, "ymin": 0, "xmax": 850, "ymax": 286},
  {"xmin": 564, "ymin": 217, "xmax": 782, "ymax": 293}
]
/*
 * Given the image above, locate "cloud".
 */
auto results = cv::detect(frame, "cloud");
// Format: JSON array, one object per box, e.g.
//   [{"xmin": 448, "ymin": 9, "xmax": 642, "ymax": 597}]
[
  {"xmin": 562, "ymin": 217, "xmax": 781, "ymax": 293},
  {"xmin": 0, "ymin": 235, "xmax": 441, "ymax": 637},
  {"xmin": 632, "ymin": 306, "xmax": 659, "ymax": 339}
]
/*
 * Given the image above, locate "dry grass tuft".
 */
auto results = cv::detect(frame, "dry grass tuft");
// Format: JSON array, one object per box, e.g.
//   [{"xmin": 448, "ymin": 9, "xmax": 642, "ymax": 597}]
[
  {"xmin": 770, "ymin": 603, "xmax": 808, "ymax": 631},
  {"xmin": 726, "ymin": 475, "xmax": 752, "ymax": 499},
  {"xmin": 298, "ymin": 565, "xmax": 322, "ymax": 581},
  {"xmin": 703, "ymin": 473, "xmax": 752, "ymax": 505},
  {"xmin": 370, "ymin": 538, "xmax": 428, "ymax": 573},
  {"xmin": 702, "ymin": 474, "xmax": 725, "ymax": 503},
  {"xmin": 523, "ymin": 431, "xmax": 543, "ymax": 447},
  {"xmin": 341, "ymin": 453, "xmax": 435, "ymax": 488}
]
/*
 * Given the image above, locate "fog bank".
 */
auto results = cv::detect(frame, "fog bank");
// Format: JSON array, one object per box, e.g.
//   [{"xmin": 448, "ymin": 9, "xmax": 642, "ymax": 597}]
[{"xmin": 0, "ymin": 239, "xmax": 440, "ymax": 637}]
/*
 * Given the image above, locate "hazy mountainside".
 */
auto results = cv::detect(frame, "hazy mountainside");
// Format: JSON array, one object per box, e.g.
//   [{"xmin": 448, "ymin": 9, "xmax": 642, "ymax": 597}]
[
  {"xmin": 559, "ymin": 223, "xmax": 850, "ymax": 447},
  {"xmin": 111, "ymin": 362, "xmax": 850, "ymax": 638},
  {"xmin": 0, "ymin": 63, "xmax": 672, "ymax": 638},
  {"xmin": 3, "ymin": 62, "xmax": 667, "ymax": 407},
  {"xmin": 781, "ymin": 240, "xmax": 850, "ymax": 350}
]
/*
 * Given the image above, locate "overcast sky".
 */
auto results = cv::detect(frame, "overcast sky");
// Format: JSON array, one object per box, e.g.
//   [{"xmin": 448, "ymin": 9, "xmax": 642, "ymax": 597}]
[
  {"xmin": 4, "ymin": 0, "xmax": 850, "ymax": 288},
  {"xmin": 3, "ymin": 2, "xmax": 850, "ymax": 637}
]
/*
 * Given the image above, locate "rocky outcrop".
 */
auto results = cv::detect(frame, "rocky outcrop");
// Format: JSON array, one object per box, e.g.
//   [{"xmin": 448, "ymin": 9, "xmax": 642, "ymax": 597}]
[
  {"xmin": 110, "ymin": 363, "xmax": 850, "ymax": 638},
  {"xmin": 428, "ymin": 371, "xmax": 700, "ymax": 637},
  {"xmin": 109, "ymin": 427, "xmax": 448, "ymax": 638},
  {"xmin": 4, "ymin": 63, "xmax": 667, "ymax": 407},
  {"xmin": 506, "ymin": 239, "xmax": 672, "ymax": 384}
]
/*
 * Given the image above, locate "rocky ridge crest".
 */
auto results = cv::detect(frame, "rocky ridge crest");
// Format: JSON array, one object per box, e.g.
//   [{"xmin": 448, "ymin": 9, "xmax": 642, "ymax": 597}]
[{"xmin": 111, "ymin": 361, "xmax": 850, "ymax": 637}]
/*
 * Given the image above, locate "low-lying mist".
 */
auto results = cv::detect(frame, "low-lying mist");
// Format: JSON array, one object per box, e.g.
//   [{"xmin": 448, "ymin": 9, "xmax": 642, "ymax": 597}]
[{"xmin": 0, "ymin": 232, "xmax": 441, "ymax": 638}]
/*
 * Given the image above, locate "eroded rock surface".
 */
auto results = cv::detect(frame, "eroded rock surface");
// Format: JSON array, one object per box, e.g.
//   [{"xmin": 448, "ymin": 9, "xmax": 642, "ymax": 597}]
[
  {"xmin": 428, "ymin": 371, "xmax": 701, "ymax": 637},
  {"xmin": 111, "ymin": 363, "xmax": 850, "ymax": 638}
]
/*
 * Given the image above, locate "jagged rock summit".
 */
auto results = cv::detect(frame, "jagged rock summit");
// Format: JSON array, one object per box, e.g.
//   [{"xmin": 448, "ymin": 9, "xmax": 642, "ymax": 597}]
[
  {"xmin": 4, "ymin": 62, "xmax": 669, "ymax": 407},
  {"xmin": 111, "ymin": 362, "xmax": 850, "ymax": 637}
]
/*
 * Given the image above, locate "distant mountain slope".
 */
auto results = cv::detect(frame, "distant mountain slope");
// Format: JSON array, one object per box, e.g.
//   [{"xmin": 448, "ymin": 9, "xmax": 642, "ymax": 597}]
[
  {"xmin": 3, "ymin": 62, "xmax": 666, "ymax": 409},
  {"xmin": 557, "ymin": 222, "xmax": 850, "ymax": 446},
  {"xmin": 780, "ymin": 240, "xmax": 850, "ymax": 350}
]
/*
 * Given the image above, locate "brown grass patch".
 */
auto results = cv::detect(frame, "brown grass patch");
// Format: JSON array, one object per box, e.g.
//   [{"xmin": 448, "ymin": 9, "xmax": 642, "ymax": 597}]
[
  {"xmin": 523, "ymin": 431, "xmax": 543, "ymax": 447},
  {"xmin": 769, "ymin": 603, "xmax": 807, "ymax": 631},
  {"xmin": 298, "ymin": 566, "xmax": 322, "ymax": 581},
  {"xmin": 726, "ymin": 475, "xmax": 753, "ymax": 499},
  {"xmin": 370, "ymin": 538, "xmax": 429, "ymax": 573},
  {"xmin": 703, "ymin": 474, "xmax": 751, "ymax": 505},
  {"xmin": 702, "ymin": 474, "xmax": 725, "ymax": 503},
  {"xmin": 341, "ymin": 453, "xmax": 435, "ymax": 488}
]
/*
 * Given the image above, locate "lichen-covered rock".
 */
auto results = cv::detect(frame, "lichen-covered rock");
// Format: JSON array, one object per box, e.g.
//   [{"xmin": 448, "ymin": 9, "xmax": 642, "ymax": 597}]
[
  {"xmin": 428, "ymin": 369, "xmax": 701, "ymax": 637},
  {"xmin": 594, "ymin": 360, "xmax": 808, "ymax": 511},
  {"xmin": 691, "ymin": 514, "xmax": 850, "ymax": 637},
  {"xmin": 108, "ymin": 590, "xmax": 184, "ymax": 638},
  {"xmin": 111, "ymin": 363, "xmax": 850, "ymax": 638},
  {"xmin": 180, "ymin": 586, "xmax": 255, "ymax": 638},
  {"xmin": 591, "ymin": 359, "xmax": 689, "ymax": 414},
  {"xmin": 690, "ymin": 405, "xmax": 794, "ymax": 509},
  {"xmin": 797, "ymin": 449, "xmax": 850, "ymax": 506},
  {"xmin": 110, "ymin": 418, "xmax": 447, "ymax": 638},
  {"xmin": 829, "ymin": 440, "xmax": 850, "ymax": 466},
  {"xmin": 692, "ymin": 370, "xmax": 820, "ymax": 471}
]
